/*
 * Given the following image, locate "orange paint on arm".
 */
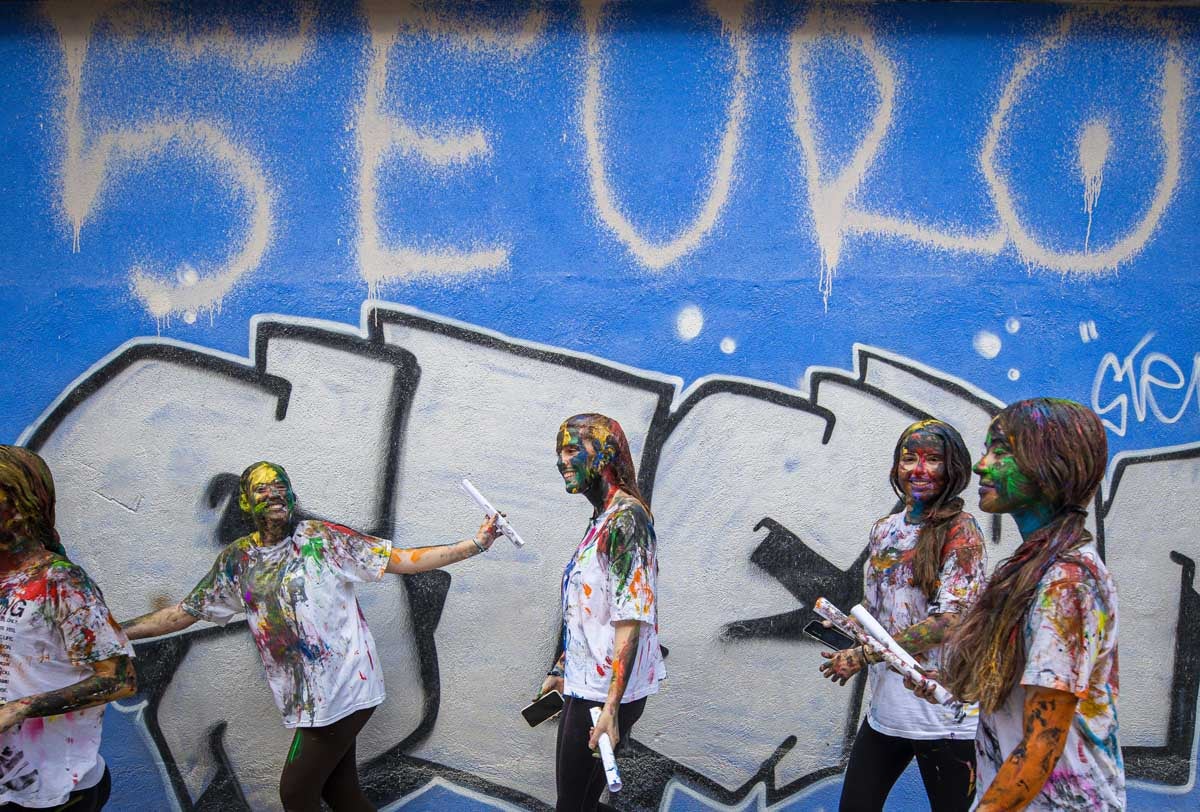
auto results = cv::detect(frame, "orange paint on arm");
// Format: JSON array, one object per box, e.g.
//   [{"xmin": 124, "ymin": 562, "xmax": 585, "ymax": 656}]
[{"xmin": 976, "ymin": 686, "xmax": 1077, "ymax": 811}]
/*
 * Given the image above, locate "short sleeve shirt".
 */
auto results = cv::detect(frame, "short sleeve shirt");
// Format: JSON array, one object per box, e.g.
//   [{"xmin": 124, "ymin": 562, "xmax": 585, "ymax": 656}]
[
  {"xmin": 974, "ymin": 542, "xmax": 1124, "ymax": 810},
  {"xmin": 561, "ymin": 497, "xmax": 665, "ymax": 703},
  {"xmin": 182, "ymin": 520, "xmax": 391, "ymax": 728},
  {"xmin": 863, "ymin": 511, "xmax": 986, "ymax": 739},
  {"xmin": 0, "ymin": 557, "xmax": 133, "ymax": 808}
]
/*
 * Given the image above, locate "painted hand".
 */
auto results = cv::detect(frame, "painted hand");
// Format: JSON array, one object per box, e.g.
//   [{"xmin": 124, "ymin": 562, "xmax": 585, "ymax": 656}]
[
  {"xmin": 538, "ymin": 674, "xmax": 564, "ymax": 699},
  {"xmin": 0, "ymin": 701, "xmax": 27, "ymax": 735},
  {"xmin": 819, "ymin": 647, "xmax": 863, "ymax": 685},
  {"xmin": 903, "ymin": 668, "xmax": 941, "ymax": 704},
  {"xmin": 476, "ymin": 513, "xmax": 503, "ymax": 550},
  {"xmin": 588, "ymin": 705, "xmax": 619, "ymax": 752}
]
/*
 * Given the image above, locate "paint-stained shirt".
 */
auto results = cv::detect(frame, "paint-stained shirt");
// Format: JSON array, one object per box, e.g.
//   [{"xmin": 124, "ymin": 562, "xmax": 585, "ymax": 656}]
[
  {"xmin": 182, "ymin": 520, "xmax": 391, "ymax": 728},
  {"xmin": 975, "ymin": 541, "xmax": 1124, "ymax": 810},
  {"xmin": 0, "ymin": 557, "xmax": 133, "ymax": 808},
  {"xmin": 864, "ymin": 510, "xmax": 986, "ymax": 739},
  {"xmin": 561, "ymin": 497, "xmax": 664, "ymax": 703}
]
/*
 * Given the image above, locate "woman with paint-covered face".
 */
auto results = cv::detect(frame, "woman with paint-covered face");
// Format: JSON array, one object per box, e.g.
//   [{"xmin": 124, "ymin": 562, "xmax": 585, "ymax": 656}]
[
  {"xmin": 912, "ymin": 399, "xmax": 1124, "ymax": 810},
  {"xmin": 819, "ymin": 420, "xmax": 987, "ymax": 812},
  {"xmin": 0, "ymin": 446, "xmax": 137, "ymax": 812},
  {"xmin": 120, "ymin": 461, "xmax": 503, "ymax": 812},
  {"xmin": 539, "ymin": 414, "xmax": 664, "ymax": 811}
]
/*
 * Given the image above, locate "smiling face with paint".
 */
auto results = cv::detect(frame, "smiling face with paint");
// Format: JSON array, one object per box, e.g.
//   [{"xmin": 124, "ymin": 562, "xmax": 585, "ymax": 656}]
[
  {"xmin": 895, "ymin": 429, "xmax": 947, "ymax": 507},
  {"xmin": 556, "ymin": 423, "xmax": 604, "ymax": 495},
  {"xmin": 973, "ymin": 420, "xmax": 1043, "ymax": 516},
  {"xmin": 239, "ymin": 462, "xmax": 296, "ymax": 538}
]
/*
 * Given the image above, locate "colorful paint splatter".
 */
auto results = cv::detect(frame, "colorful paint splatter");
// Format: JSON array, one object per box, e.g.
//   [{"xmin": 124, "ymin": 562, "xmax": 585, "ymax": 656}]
[
  {"xmin": 560, "ymin": 495, "xmax": 663, "ymax": 702},
  {"xmin": 863, "ymin": 510, "xmax": 986, "ymax": 738},
  {"xmin": 181, "ymin": 520, "xmax": 391, "ymax": 727},
  {"xmin": 975, "ymin": 540, "xmax": 1124, "ymax": 810},
  {"xmin": 0, "ymin": 558, "xmax": 132, "ymax": 807}
]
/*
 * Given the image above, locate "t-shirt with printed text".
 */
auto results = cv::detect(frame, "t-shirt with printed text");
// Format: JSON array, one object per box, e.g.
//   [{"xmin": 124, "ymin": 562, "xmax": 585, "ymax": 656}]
[
  {"xmin": 863, "ymin": 510, "xmax": 986, "ymax": 740},
  {"xmin": 561, "ymin": 497, "xmax": 664, "ymax": 703},
  {"xmin": 182, "ymin": 519, "xmax": 391, "ymax": 728},
  {"xmin": 0, "ymin": 557, "xmax": 133, "ymax": 809},
  {"xmin": 974, "ymin": 541, "xmax": 1124, "ymax": 810}
]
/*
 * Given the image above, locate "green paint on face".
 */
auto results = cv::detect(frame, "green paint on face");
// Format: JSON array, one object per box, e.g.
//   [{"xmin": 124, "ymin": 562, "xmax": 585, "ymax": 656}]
[{"xmin": 975, "ymin": 428, "xmax": 1041, "ymax": 514}]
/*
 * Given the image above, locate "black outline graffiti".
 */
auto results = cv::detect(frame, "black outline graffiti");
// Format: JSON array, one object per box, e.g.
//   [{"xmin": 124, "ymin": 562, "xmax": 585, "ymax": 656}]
[{"xmin": 21, "ymin": 311, "xmax": 1200, "ymax": 809}]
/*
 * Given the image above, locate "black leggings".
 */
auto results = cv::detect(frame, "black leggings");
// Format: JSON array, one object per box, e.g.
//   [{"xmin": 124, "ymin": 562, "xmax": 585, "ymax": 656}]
[
  {"xmin": 278, "ymin": 706, "xmax": 375, "ymax": 812},
  {"xmin": 0, "ymin": 766, "xmax": 110, "ymax": 811},
  {"xmin": 839, "ymin": 718, "xmax": 976, "ymax": 812},
  {"xmin": 555, "ymin": 695, "xmax": 646, "ymax": 812}
]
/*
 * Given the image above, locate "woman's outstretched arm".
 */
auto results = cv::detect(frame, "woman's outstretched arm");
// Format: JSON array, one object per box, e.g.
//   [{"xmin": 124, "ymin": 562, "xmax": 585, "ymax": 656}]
[{"xmin": 121, "ymin": 604, "xmax": 198, "ymax": 640}]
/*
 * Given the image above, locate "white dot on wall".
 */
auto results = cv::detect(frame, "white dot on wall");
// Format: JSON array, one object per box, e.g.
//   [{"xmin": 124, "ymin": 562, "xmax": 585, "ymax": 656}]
[
  {"xmin": 184, "ymin": 310, "xmax": 198, "ymax": 325},
  {"xmin": 720, "ymin": 337, "xmax": 737, "ymax": 354},
  {"xmin": 181, "ymin": 268, "xmax": 200, "ymax": 288},
  {"xmin": 972, "ymin": 330, "xmax": 1001, "ymax": 360},
  {"xmin": 1008, "ymin": 368, "xmax": 1020, "ymax": 381},
  {"xmin": 675, "ymin": 305, "xmax": 704, "ymax": 341},
  {"xmin": 1005, "ymin": 317, "xmax": 1021, "ymax": 334}
]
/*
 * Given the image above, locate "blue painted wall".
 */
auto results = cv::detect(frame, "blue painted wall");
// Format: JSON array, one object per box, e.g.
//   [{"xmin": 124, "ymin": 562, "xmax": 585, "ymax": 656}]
[{"xmin": 2, "ymin": 1, "xmax": 1199, "ymax": 809}]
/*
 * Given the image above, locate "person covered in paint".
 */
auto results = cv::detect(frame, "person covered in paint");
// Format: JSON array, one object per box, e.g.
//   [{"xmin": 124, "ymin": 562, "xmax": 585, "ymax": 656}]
[
  {"xmin": 0, "ymin": 446, "xmax": 137, "ymax": 812},
  {"xmin": 818, "ymin": 419, "xmax": 987, "ymax": 812},
  {"xmin": 120, "ymin": 461, "xmax": 503, "ymax": 812},
  {"xmin": 538, "ymin": 414, "xmax": 664, "ymax": 811},
  {"xmin": 911, "ymin": 398, "xmax": 1124, "ymax": 810}
]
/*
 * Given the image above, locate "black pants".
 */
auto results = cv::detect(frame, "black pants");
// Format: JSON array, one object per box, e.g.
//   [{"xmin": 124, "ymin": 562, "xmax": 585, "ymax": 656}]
[
  {"xmin": 839, "ymin": 718, "xmax": 976, "ymax": 812},
  {"xmin": 0, "ymin": 766, "xmax": 111, "ymax": 811},
  {"xmin": 555, "ymin": 695, "xmax": 646, "ymax": 812},
  {"xmin": 278, "ymin": 706, "xmax": 376, "ymax": 812}
]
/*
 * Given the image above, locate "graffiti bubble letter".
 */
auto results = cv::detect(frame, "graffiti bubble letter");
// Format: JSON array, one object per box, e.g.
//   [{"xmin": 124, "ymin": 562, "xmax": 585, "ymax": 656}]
[
  {"xmin": 43, "ymin": 1, "xmax": 298, "ymax": 325},
  {"xmin": 355, "ymin": 1, "xmax": 545, "ymax": 299}
]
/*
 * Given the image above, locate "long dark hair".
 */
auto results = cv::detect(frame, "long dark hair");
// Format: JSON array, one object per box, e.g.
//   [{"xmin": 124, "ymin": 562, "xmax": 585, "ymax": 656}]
[
  {"xmin": 889, "ymin": 420, "xmax": 973, "ymax": 600},
  {"xmin": 942, "ymin": 398, "xmax": 1107, "ymax": 712},
  {"xmin": 561, "ymin": 414, "xmax": 651, "ymax": 519},
  {"xmin": 0, "ymin": 445, "xmax": 67, "ymax": 557}
]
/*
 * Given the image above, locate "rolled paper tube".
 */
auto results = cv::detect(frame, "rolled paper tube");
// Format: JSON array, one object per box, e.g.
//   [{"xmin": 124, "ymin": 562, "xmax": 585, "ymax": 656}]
[
  {"xmin": 850, "ymin": 605, "xmax": 921, "ymax": 671},
  {"xmin": 460, "ymin": 478, "xmax": 526, "ymax": 548},
  {"xmin": 589, "ymin": 706, "xmax": 623, "ymax": 793},
  {"xmin": 815, "ymin": 598, "xmax": 963, "ymax": 718}
]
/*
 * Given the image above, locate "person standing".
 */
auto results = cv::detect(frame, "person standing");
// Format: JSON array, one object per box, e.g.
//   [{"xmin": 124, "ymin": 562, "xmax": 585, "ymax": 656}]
[
  {"xmin": 539, "ymin": 414, "xmax": 664, "ymax": 812},
  {"xmin": 0, "ymin": 446, "xmax": 136, "ymax": 812},
  {"xmin": 819, "ymin": 420, "xmax": 987, "ymax": 811}
]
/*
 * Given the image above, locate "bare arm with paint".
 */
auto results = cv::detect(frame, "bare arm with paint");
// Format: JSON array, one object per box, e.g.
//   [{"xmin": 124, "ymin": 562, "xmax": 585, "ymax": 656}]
[
  {"xmin": 121, "ymin": 603, "xmax": 199, "ymax": 640},
  {"xmin": 891, "ymin": 612, "xmax": 957, "ymax": 656},
  {"xmin": 384, "ymin": 514, "xmax": 502, "ymax": 575},
  {"xmin": 0, "ymin": 654, "xmax": 136, "ymax": 733},
  {"xmin": 976, "ymin": 686, "xmax": 1076, "ymax": 811},
  {"xmin": 588, "ymin": 619, "xmax": 640, "ymax": 751}
]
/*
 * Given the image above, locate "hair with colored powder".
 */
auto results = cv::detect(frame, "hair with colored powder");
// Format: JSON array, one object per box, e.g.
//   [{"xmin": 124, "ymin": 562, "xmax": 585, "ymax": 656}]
[
  {"xmin": 942, "ymin": 398, "xmax": 1107, "ymax": 713},
  {"xmin": 0, "ymin": 445, "xmax": 67, "ymax": 557},
  {"xmin": 889, "ymin": 419, "xmax": 973, "ymax": 600},
  {"xmin": 561, "ymin": 414, "xmax": 651, "ymax": 518},
  {"xmin": 238, "ymin": 461, "xmax": 295, "ymax": 515}
]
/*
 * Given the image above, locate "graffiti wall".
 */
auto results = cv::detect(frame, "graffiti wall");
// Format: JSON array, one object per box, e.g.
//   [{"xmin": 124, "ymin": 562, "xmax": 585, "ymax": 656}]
[{"xmin": 2, "ymin": 0, "xmax": 1199, "ymax": 809}]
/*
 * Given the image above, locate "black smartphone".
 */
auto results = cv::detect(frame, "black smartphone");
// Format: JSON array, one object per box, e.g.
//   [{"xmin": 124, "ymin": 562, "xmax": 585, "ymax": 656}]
[
  {"xmin": 521, "ymin": 690, "xmax": 564, "ymax": 727},
  {"xmin": 803, "ymin": 619, "xmax": 856, "ymax": 650}
]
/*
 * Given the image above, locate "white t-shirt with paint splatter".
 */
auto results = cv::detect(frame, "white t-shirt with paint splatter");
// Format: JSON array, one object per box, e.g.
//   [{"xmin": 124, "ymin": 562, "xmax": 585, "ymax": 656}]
[
  {"xmin": 0, "ymin": 558, "xmax": 134, "ymax": 808},
  {"xmin": 183, "ymin": 520, "xmax": 391, "ymax": 728},
  {"xmin": 863, "ymin": 510, "xmax": 986, "ymax": 740},
  {"xmin": 974, "ymin": 541, "xmax": 1124, "ymax": 810},
  {"xmin": 561, "ymin": 498, "xmax": 664, "ymax": 703}
]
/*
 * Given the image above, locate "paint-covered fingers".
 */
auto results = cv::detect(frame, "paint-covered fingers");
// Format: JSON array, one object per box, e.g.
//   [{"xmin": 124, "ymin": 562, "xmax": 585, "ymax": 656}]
[
  {"xmin": 818, "ymin": 648, "xmax": 862, "ymax": 685},
  {"xmin": 588, "ymin": 706, "xmax": 619, "ymax": 751},
  {"xmin": 902, "ymin": 669, "xmax": 941, "ymax": 704},
  {"xmin": 475, "ymin": 513, "xmax": 503, "ymax": 550},
  {"xmin": 538, "ymin": 674, "xmax": 563, "ymax": 699}
]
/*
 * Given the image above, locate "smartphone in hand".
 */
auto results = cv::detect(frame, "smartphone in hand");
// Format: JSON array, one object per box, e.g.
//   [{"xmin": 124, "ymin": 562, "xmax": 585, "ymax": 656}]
[
  {"xmin": 521, "ymin": 690, "xmax": 564, "ymax": 727},
  {"xmin": 803, "ymin": 619, "xmax": 856, "ymax": 651}
]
